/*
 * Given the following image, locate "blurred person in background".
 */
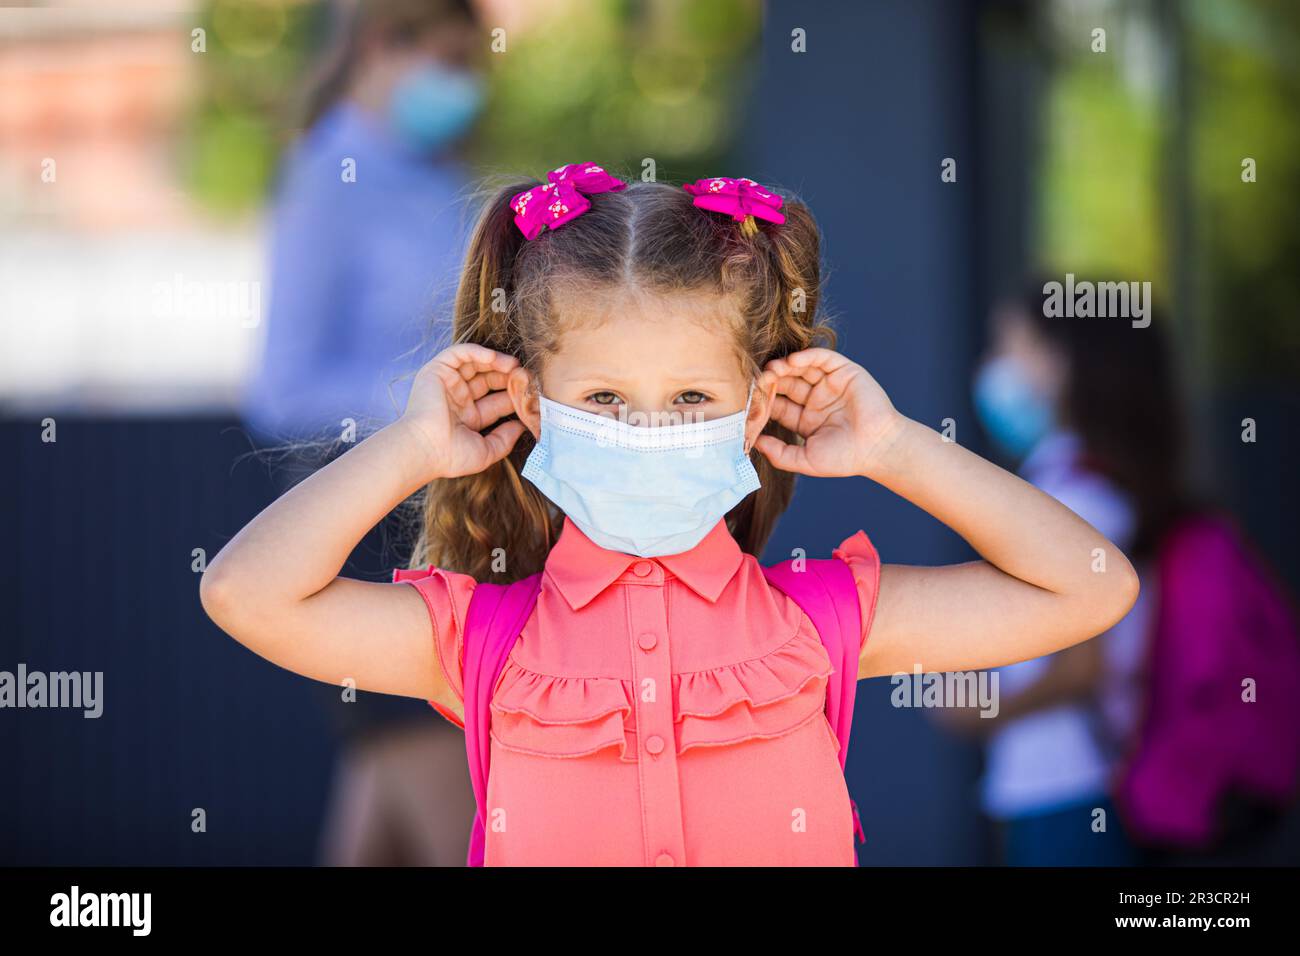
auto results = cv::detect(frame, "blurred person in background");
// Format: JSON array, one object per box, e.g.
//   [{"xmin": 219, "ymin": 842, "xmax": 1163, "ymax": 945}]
[
  {"xmin": 935, "ymin": 277, "xmax": 1159, "ymax": 865},
  {"xmin": 239, "ymin": 0, "xmax": 487, "ymax": 865},
  {"xmin": 243, "ymin": 0, "xmax": 484, "ymax": 445},
  {"xmin": 942, "ymin": 277, "xmax": 1300, "ymax": 866}
]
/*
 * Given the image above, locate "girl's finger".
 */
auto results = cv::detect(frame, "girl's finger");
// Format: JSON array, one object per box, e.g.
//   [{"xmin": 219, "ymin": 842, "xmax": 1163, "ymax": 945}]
[
  {"xmin": 436, "ymin": 363, "xmax": 476, "ymax": 407},
  {"xmin": 445, "ymin": 343, "xmax": 520, "ymax": 378},
  {"xmin": 462, "ymin": 369, "xmax": 511, "ymax": 401},
  {"xmin": 766, "ymin": 393, "xmax": 809, "ymax": 435},
  {"xmin": 752, "ymin": 433, "xmax": 812, "ymax": 475},
  {"xmin": 472, "ymin": 389, "xmax": 517, "ymax": 427},
  {"xmin": 449, "ymin": 341, "xmax": 517, "ymax": 366},
  {"xmin": 765, "ymin": 356, "xmax": 825, "ymax": 391},
  {"xmin": 478, "ymin": 418, "xmax": 527, "ymax": 465},
  {"xmin": 768, "ymin": 373, "xmax": 815, "ymax": 406},
  {"xmin": 784, "ymin": 349, "xmax": 863, "ymax": 395},
  {"xmin": 766, "ymin": 352, "xmax": 825, "ymax": 380},
  {"xmin": 782, "ymin": 347, "xmax": 847, "ymax": 372},
  {"xmin": 437, "ymin": 357, "xmax": 512, "ymax": 406},
  {"xmin": 768, "ymin": 348, "xmax": 849, "ymax": 390}
]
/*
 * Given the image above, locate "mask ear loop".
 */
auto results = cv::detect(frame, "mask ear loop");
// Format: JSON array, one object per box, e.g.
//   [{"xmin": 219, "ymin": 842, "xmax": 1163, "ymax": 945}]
[{"xmin": 741, "ymin": 378, "xmax": 756, "ymax": 455}]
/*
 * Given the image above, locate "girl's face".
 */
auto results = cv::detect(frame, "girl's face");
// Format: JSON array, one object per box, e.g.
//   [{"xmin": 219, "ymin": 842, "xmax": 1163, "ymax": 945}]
[{"xmin": 508, "ymin": 288, "xmax": 775, "ymax": 451}]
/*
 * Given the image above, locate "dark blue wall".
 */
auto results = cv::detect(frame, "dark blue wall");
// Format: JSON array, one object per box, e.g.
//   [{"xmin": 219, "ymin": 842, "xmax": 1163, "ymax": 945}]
[{"xmin": 0, "ymin": 417, "xmax": 436, "ymax": 865}]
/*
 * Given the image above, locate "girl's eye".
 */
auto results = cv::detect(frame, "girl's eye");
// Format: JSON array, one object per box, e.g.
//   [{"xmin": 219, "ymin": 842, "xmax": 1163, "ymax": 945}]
[{"xmin": 584, "ymin": 391, "xmax": 710, "ymax": 407}]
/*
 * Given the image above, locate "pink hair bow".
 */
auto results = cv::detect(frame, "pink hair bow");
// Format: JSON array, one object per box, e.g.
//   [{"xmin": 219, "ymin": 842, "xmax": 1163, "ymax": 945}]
[
  {"xmin": 510, "ymin": 163, "xmax": 627, "ymax": 240},
  {"xmin": 682, "ymin": 176, "xmax": 785, "ymax": 225}
]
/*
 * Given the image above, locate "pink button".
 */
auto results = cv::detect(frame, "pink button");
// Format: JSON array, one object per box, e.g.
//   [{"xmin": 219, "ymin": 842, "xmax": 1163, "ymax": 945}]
[
  {"xmin": 654, "ymin": 852, "xmax": 675, "ymax": 867},
  {"xmin": 645, "ymin": 734, "xmax": 665, "ymax": 755},
  {"xmin": 637, "ymin": 631, "xmax": 658, "ymax": 651},
  {"xmin": 632, "ymin": 561, "xmax": 653, "ymax": 577}
]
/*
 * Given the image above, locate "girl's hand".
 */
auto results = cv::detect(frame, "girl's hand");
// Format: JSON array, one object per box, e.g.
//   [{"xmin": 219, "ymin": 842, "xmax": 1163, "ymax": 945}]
[
  {"xmin": 754, "ymin": 347, "xmax": 905, "ymax": 478},
  {"xmin": 398, "ymin": 343, "xmax": 528, "ymax": 482}
]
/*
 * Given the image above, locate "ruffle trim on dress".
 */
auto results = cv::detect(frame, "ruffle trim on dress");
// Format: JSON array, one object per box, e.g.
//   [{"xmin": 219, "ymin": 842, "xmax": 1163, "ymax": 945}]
[{"xmin": 487, "ymin": 628, "xmax": 834, "ymax": 762}]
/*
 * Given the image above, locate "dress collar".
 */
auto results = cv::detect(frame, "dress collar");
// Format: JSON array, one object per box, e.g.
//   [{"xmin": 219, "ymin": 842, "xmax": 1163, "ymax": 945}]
[{"xmin": 544, "ymin": 515, "xmax": 746, "ymax": 610}]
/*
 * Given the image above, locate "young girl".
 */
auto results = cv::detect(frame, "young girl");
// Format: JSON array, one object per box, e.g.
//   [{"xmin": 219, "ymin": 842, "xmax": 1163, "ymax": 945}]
[{"xmin": 201, "ymin": 165, "xmax": 1139, "ymax": 866}]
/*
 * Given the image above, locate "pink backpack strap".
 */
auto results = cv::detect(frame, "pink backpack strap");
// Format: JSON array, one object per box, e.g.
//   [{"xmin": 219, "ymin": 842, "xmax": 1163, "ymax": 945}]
[
  {"xmin": 762, "ymin": 558, "xmax": 868, "ymax": 860},
  {"xmin": 460, "ymin": 571, "xmax": 544, "ymax": 866}
]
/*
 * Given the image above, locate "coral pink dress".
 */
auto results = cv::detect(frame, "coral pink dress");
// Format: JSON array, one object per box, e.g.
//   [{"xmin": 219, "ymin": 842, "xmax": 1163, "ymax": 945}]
[{"xmin": 398, "ymin": 515, "xmax": 881, "ymax": 866}]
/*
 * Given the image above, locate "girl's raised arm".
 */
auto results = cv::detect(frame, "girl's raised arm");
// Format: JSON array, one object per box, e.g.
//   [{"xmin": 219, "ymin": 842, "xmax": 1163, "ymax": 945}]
[
  {"xmin": 754, "ymin": 348, "xmax": 1139, "ymax": 681},
  {"xmin": 199, "ymin": 345, "xmax": 526, "ymax": 706}
]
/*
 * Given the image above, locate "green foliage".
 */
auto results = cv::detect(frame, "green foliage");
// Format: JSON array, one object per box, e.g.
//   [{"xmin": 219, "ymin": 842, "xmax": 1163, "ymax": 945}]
[
  {"xmin": 465, "ymin": 0, "xmax": 759, "ymax": 180},
  {"xmin": 1187, "ymin": 0, "xmax": 1300, "ymax": 381},
  {"xmin": 181, "ymin": 0, "xmax": 330, "ymax": 215},
  {"xmin": 181, "ymin": 0, "xmax": 760, "ymax": 214},
  {"xmin": 1035, "ymin": 0, "xmax": 1299, "ymax": 384},
  {"xmin": 1038, "ymin": 63, "xmax": 1165, "ymax": 288}
]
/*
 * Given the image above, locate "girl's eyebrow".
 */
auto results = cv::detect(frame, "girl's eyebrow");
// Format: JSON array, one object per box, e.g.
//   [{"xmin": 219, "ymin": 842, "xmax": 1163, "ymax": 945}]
[
  {"xmin": 572, "ymin": 374, "xmax": 735, "ymax": 386},
  {"xmin": 670, "ymin": 375, "xmax": 735, "ymax": 385}
]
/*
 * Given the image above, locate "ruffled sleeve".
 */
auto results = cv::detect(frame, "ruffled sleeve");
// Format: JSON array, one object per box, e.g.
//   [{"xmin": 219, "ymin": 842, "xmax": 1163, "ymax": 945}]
[
  {"xmin": 392, "ymin": 565, "xmax": 478, "ymax": 729},
  {"xmin": 832, "ymin": 530, "xmax": 882, "ymax": 647}
]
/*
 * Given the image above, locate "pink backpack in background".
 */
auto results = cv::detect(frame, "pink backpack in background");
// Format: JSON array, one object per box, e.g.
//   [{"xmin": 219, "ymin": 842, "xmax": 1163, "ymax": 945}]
[
  {"xmin": 1115, "ymin": 512, "xmax": 1300, "ymax": 848},
  {"xmin": 443, "ymin": 556, "xmax": 868, "ymax": 867}
]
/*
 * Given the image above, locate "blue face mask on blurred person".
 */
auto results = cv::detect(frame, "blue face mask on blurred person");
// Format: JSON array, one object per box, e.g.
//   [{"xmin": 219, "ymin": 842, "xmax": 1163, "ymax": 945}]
[
  {"xmin": 387, "ymin": 60, "xmax": 484, "ymax": 154},
  {"xmin": 521, "ymin": 383, "xmax": 761, "ymax": 558},
  {"xmin": 972, "ymin": 355, "xmax": 1054, "ymax": 458}
]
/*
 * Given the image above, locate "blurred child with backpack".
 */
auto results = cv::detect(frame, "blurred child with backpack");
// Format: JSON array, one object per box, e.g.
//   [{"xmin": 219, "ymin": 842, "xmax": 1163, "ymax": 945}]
[{"xmin": 944, "ymin": 277, "xmax": 1300, "ymax": 866}]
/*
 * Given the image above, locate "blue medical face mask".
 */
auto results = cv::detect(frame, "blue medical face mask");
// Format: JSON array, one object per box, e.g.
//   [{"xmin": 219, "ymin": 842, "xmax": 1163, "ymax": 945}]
[
  {"xmin": 387, "ymin": 59, "xmax": 484, "ymax": 154},
  {"xmin": 972, "ymin": 355, "xmax": 1054, "ymax": 458},
  {"xmin": 521, "ymin": 382, "xmax": 761, "ymax": 558}
]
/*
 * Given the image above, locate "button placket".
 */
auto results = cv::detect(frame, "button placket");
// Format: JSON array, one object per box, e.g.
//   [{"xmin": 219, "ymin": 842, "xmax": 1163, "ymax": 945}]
[{"xmin": 625, "ymin": 560, "xmax": 686, "ymax": 867}]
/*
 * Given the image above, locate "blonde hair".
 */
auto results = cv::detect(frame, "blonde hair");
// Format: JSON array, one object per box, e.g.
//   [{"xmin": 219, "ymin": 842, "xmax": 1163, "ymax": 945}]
[{"xmin": 409, "ymin": 172, "xmax": 837, "ymax": 582}]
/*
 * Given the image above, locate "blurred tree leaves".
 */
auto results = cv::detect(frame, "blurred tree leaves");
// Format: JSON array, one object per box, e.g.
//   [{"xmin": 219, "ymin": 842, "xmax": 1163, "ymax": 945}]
[
  {"xmin": 1187, "ymin": 0, "xmax": 1300, "ymax": 383},
  {"xmin": 182, "ymin": 0, "xmax": 324, "ymax": 215},
  {"xmin": 1038, "ymin": 63, "xmax": 1165, "ymax": 289},
  {"xmin": 467, "ymin": 0, "xmax": 759, "ymax": 180},
  {"xmin": 1034, "ymin": 0, "xmax": 1299, "ymax": 384},
  {"xmin": 182, "ymin": 0, "xmax": 760, "ymax": 214}
]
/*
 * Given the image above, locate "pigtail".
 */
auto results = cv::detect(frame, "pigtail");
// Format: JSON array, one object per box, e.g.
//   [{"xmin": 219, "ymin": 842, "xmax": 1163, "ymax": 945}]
[
  {"xmin": 408, "ymin": 177, "xmax": 561, "ymax": 583},
  {"xmin": 723, "ymin": 195, "xmax": 837, "ymax": 557},
  {"xmin": 752, "ymin": 198, "xmax": 836, "ymax": 353},
  {"xmin": 451, "ymin": 178, "xmax": 531, "ymax": 352}
]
